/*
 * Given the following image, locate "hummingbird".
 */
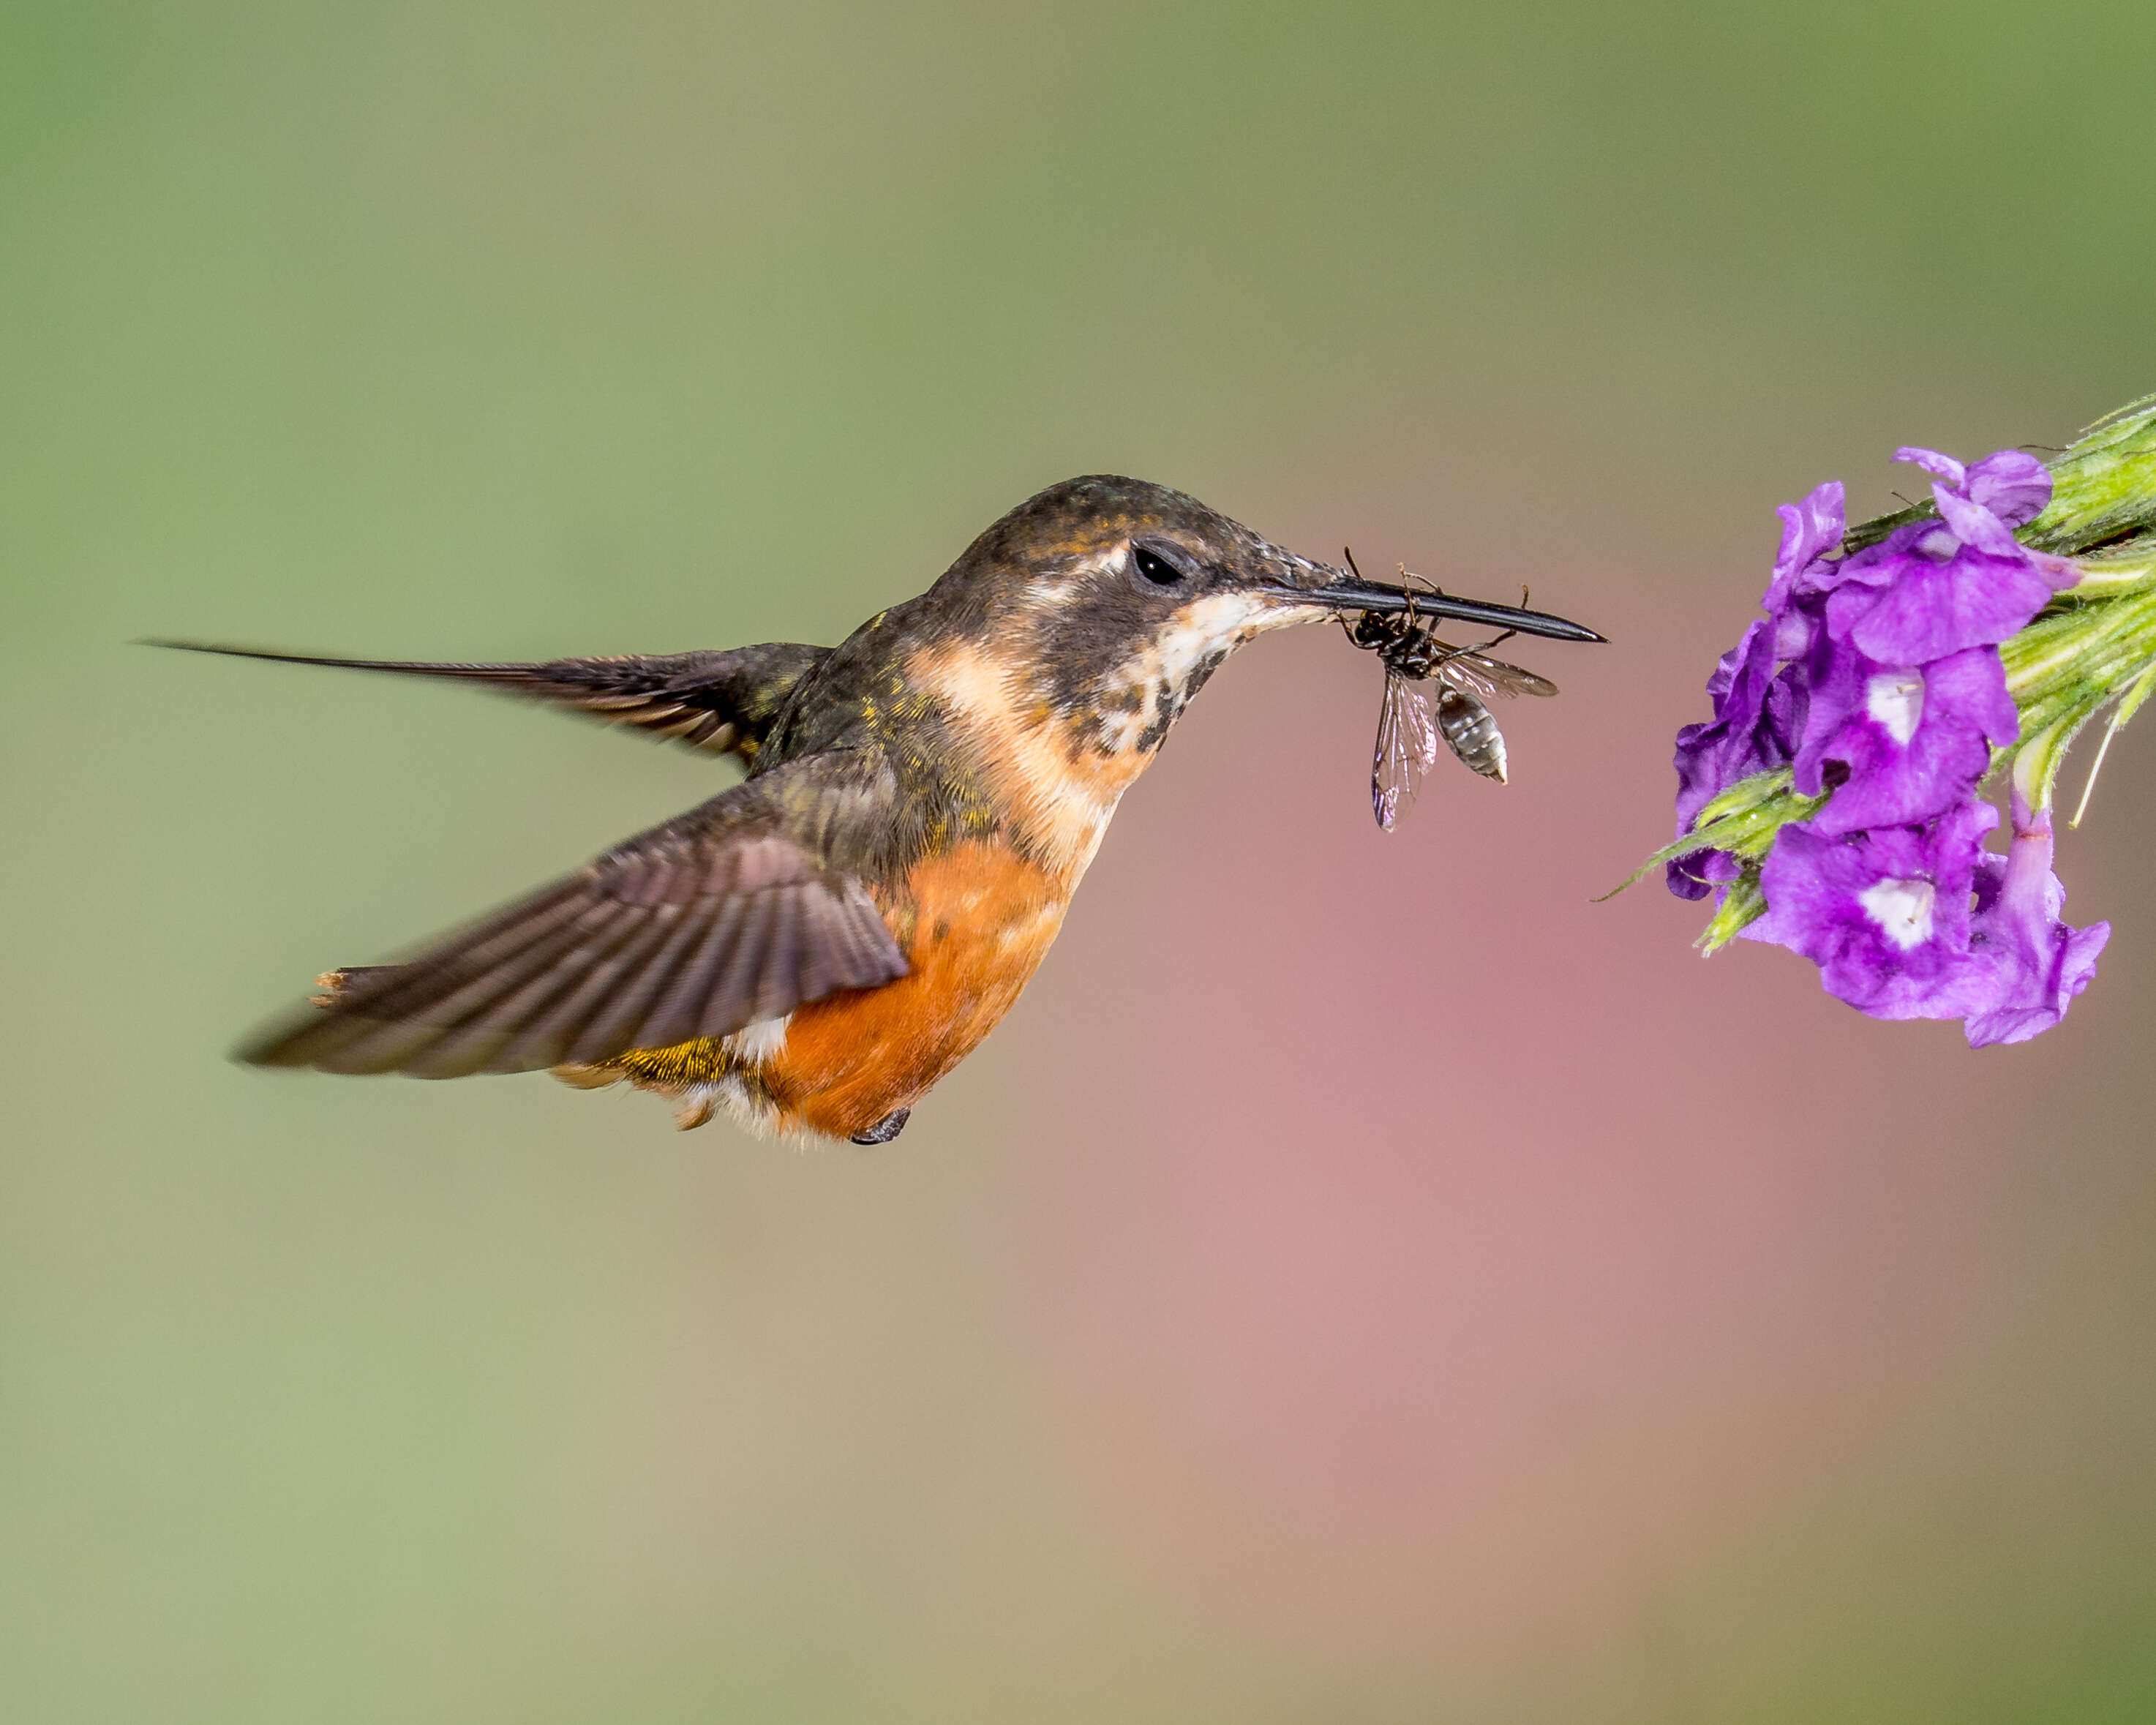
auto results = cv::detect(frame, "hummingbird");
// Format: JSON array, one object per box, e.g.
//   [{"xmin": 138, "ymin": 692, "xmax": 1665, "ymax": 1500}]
[{"xmin": 159, "ymin": 476, "xmax": 1601, "ymax": 1144}]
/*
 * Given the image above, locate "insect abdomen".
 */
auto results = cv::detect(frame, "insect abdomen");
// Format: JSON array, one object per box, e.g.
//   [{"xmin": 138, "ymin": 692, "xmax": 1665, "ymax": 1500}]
[{"xmin": 1435, "ymin": 687, "xmax": 1506, "ymax": 782}]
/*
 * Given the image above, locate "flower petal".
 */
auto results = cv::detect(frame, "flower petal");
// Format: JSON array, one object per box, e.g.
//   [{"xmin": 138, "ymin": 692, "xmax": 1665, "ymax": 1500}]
[
  {"xmin": 1963, "ymin": 919, "xmax": 2111, "ymax": 1046},
  {"xmin": 1829, "ymin": 546, "xmax": 2055, "ymax": 664},
  {"xmin": 1794, "ymin": 642, "xmax": 2014, "ymax": 834},
  {"xmin": 1763, "ymin": 481, "xmax": 1847, "ymax": 613},
  {"xmin": 1960, "ymin": 802, "xmax": 2110, "ymax": 1045},
  {"xmin": 1931, "ymin": 483, "xmax": 2023, "ymax": 557},
  {"xmin": 1666, "ymin": 847, "xmax": 1739, "ymax": 901},
  {"xmin": 1964, "ymin": 449, "xmax": 2052, "ymax": 528},
  {"xmin": 1747, "ymin": 804, "xmax": 1997, "ymax": 1020},
  {"xmin": 1673, "ymin": 617, "xmax": 1787, "ymax": 834},
  {"xmin": 1894, "ymin": 446, "xmax": 1967, "ymax": 488}
]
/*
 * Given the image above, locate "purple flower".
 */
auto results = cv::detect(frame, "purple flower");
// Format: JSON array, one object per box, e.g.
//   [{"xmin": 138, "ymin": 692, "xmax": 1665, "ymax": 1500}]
[
  {"xmin": 1759, "ymin": 479, "xmax": 1847, "ymax": 621},
  {"xmin": 1745, "ymin": 797, "xmax": 2111, "ymax": 1040},
  {"xmin": 1659, "ymin": 432, "xmax": 2111, "ymax": 1047},
  {"xmin": 1899, "ymin": 447, "xmax": 2053, "ymax": 529},
  {"xmin": 1792, "ymin": 641, "xmax": 2019, "ymax": 835},
  {"xmin": 1667, "ymin": 624, "xmax": 1808, "ymax": 899},
  {"xmin": 1819, "ymin": 448, "xmax": 2073, "ymax": 665},
  {"xmin": 1674, "ymin": 621, "xmax": 1791, "ymax": 829},
  {"xmin": 1746, "ymin": 801, "xmax": 1999, "ymax": 1020},
  {"xmin": 1667, "ymin": 844, "xmax": 1742, "ymax": 901},
  {"xmin": 1961, "ymin": 798, "xmax": 2111, "ymax": 1047},
  {"xmin": 1668, "ymin": 481, "xmax": 1844, "ymax": 898}
]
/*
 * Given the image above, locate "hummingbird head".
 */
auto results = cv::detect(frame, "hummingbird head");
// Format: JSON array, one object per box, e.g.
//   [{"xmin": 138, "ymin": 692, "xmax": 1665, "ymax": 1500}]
[
  {"xmin": 928, "ymin": 473, "xmax": 1596, "ymax": 745},
  {"xmin": 901, "ymin": 475, "xmax": 1600, "ymax": 874}
]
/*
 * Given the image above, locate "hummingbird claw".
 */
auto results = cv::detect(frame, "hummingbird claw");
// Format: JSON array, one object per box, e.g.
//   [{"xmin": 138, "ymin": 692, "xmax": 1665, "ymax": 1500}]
[{"xmin": 849, "ymin": 1107, "xmax": 910, "ymax": 1146}]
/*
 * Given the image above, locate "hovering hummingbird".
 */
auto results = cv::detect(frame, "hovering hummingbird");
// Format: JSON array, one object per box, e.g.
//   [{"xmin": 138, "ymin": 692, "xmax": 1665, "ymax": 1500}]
[{"xmin": 160, "ymin": 476, "xmax": 1601, "ymax": 1144}]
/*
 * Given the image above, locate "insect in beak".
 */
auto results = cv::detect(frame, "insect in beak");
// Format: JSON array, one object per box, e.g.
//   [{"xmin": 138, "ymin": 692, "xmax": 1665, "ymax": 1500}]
[
  {"xmin": 1340, "ymin": 558, "xmax": 1569, "ymax": 830},
  {"xmin": 1278, "ymin": 559, "xmax": 1604, "ymax": 643}
]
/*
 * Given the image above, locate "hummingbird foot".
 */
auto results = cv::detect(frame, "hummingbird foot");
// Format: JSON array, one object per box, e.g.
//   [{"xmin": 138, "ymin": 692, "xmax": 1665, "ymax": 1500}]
[{"xmin": 849, "ymin": 1108, "xmax": 910, "ymax": 1146}]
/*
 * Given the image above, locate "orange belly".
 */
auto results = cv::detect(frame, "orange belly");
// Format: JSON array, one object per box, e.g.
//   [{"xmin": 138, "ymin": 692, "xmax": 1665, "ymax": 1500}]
[
  {"xmin": 576, "ymin": 839, "xmax": 1070, "ymax": 1140},
  {"xmin": 765, "ymin": 842, "xmax": 1068, "ymax": 1138}
]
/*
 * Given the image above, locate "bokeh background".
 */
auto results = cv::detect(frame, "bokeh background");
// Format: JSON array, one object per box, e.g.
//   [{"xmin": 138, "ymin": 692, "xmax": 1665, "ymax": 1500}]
[{"xmin": 8, "ymin": 3, "xmax": 2156, "ymax": 1719}]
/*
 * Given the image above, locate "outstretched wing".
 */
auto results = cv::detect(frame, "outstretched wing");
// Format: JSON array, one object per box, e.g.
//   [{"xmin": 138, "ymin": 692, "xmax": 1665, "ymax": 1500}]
[
  {"xmin": 239, "ymin": 752, "xmax": 909, "ymax": 1078},
  {"xmin": 1371, "ymin": 669, "xmax": 1438, "ymax": 832},
  {"xmin": 149, "ymin": 639, "xmax": 830, "ymax": 764},
  {"xmin": 1432, "ymin": 650, "xmax": 1558, "ymax": 702}
]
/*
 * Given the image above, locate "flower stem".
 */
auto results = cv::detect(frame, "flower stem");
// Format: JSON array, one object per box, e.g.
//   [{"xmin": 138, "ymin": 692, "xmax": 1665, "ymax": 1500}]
[{"xmin": 1999, "ymin": 549, "xmax": 2156, "ymax": 813}]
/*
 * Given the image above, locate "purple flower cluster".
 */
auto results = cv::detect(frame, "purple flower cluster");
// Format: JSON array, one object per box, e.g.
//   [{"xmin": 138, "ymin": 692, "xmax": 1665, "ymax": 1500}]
[{"xmin": 1671, "ymin": 447, "xmax": 2108, "ymax": 1045}]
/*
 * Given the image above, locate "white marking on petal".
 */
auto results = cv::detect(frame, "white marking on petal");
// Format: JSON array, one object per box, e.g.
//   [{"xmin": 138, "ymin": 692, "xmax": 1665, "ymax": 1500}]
[
  {"xmin": 1865, "ymin": 667, "xmax": 1926, "ymax": 746},
  {"xmin": 1916, "ymin": 527, "xmax": 1961, "ymax": 563},
  {"xmin": 1859, "ymin": 876, "xmax": 1936, "ymax": 950}
]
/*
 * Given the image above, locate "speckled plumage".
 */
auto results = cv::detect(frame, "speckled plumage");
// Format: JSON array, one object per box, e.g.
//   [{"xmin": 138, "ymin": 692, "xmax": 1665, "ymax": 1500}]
[{"xmin": 168, "ymin": 475, "xmax": 1599, "ymax": 1142}]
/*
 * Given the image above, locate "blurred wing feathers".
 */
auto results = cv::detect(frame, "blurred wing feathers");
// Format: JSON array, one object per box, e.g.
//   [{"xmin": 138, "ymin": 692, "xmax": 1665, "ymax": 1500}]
[
  {"xmin": 238, "ymin": 757, "xmax": 909, "ymax": 1078},
  {"xmin": 149, "ymin": 639, "xmax": 830, "ymax": 762}
]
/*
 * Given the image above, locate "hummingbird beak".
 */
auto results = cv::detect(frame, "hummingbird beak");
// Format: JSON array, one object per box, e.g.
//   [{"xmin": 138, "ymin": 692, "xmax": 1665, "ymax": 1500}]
[{"xmin": 1252, "ymin": 550, "xmax": 1607, "ymax": 644}]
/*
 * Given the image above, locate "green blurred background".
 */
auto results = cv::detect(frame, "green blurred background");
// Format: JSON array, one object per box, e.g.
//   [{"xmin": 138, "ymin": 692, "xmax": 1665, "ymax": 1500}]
[{"xmin": 8, "ymin": 3, "xmax": 2156, "ymax": 1719}]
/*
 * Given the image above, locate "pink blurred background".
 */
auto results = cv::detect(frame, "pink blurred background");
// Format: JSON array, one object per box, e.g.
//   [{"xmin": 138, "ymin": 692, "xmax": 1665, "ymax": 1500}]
[{"xmin": 7, "ymin": 3, "xmax": 2155, "ymax": 1719}]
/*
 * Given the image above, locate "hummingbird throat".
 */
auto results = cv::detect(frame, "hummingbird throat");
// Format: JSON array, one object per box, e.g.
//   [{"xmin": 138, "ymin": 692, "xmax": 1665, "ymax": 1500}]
[
  {"xmin": 914, "ymin": 591, "xmax": 1286, "ymax": 879},
  {"xmin": 1091, "ymin": 591, "xmax": 1280, "ymax": 757}
]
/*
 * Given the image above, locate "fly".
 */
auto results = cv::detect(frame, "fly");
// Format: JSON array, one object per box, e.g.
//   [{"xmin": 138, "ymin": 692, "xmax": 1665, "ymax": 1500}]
[{"xmin": 1342, "ymin": 557, "xmax": 1558, "ymax": 831}]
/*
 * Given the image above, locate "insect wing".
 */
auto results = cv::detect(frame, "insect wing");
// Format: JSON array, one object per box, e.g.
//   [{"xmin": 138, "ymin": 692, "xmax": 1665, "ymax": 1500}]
[
  {"xmin": 1435, "ymin": 651, "xmax": 1558, "ymax": 701},
  {"xmin": 1372, "ymin": 669, "xmax": 1438, "ymax": 830}
]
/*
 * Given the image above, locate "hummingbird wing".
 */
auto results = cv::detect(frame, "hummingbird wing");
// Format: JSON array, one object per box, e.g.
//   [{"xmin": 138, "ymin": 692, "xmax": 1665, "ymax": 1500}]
[
  {"xmin": 147, "ymin": 640, "xmax": 830, "ymax": 764},
  {"xmin": 235, "ymin": 751, "xmax": 910, "ymax": 1078}
]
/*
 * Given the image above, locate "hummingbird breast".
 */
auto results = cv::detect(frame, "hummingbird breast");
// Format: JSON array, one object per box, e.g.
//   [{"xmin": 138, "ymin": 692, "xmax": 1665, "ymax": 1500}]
[
  {"xmin": 585, "ymin": 592, "xmax": 1298, "ymax": 1139},
  {"xmin": 754, "ymin": 840, "xmax": 1070, "ymax": 1138},
  {"xmin": 907, "ymin": 637, "xmax": 1148, "ymax": 879},
  {"xmin": 591, "ymin": 838, "xmax": 1070, "ymax": 1141}
]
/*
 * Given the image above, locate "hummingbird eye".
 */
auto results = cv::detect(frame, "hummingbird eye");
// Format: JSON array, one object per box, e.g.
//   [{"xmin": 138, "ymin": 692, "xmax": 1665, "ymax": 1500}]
[{"xmin": 1131, "ymin": 544, "xmax": 1187, "ymax": 586}]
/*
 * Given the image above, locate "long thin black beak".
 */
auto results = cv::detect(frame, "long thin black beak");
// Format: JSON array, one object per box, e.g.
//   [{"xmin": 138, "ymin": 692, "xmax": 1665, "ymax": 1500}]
[{"xmin": 1280, "ymin": 570, "xmax": 1607, "ymax": 642}]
